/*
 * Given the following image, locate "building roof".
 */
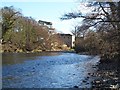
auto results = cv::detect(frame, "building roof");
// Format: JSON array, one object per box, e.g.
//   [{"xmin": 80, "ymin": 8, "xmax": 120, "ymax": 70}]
[
  {"xmin": 57, "ymin": 33, "xmax": 72, "ymax": 36},
  {"xmin": 38, "ymin": 20, "xmax": 52, "ymax": 25}
]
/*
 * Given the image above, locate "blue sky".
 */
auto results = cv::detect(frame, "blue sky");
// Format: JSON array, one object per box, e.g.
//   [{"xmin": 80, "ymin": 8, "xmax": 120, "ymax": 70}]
[{"xmin": 1, "ymin": 2, "xmax": 83, "ymax": 34}]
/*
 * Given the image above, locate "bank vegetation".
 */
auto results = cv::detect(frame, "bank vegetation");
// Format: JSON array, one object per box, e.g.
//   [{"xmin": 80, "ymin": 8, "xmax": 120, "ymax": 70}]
[
  {"xmin": 61, "ymin": 2, "xmax": 120, "ymax": 62},
  {"xmin": 0, "ymin": 6, "xmax": 70, "ymax": 53}
]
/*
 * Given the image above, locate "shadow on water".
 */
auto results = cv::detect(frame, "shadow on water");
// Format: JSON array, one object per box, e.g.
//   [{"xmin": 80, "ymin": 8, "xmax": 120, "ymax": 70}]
[{"xmin": 2, "ymin": 52, "xmax": 62, "ymax": 65}]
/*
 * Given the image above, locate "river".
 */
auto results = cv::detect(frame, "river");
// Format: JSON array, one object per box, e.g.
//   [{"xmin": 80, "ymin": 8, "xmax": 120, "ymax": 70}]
[{"xmin": 2, "ymin": 52, "xmax": 100, "ymax": 88}]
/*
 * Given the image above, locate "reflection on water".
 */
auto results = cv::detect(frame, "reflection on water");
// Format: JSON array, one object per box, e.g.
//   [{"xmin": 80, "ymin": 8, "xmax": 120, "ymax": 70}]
[{"xmin": 2, "ymin": 52, "xmax": 61, "ymax": 65}]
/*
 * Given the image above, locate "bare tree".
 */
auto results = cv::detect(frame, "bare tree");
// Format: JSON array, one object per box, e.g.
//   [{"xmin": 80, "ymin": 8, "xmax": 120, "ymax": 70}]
[{"xmin": 61, "ymin": 2, "xmax": 120, "ymax": 60}]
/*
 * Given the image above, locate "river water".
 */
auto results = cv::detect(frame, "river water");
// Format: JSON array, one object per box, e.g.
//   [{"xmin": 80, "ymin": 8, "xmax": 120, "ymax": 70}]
[{"xmin": 2, "ymin": 52, "xmax": 100, "ymax": 88}]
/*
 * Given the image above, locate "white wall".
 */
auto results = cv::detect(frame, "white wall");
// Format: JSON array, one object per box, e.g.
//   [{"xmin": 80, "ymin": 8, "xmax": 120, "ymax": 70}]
[{"xmin": 72, "ymin": 36, "xmax": 75, "ymax": 47}]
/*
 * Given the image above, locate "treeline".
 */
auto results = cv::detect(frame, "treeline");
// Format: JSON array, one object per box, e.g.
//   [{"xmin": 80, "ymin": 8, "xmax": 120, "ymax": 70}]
[
  {"xmin": 0, "ymin": 6, "xmax": 66, "ymax": 53},
  {"xmin": 74, "ymin": 28, "xmax": 119, "ymax": 62},
  {"xmin": 61, "ymin": 2, "xmax": 120, "ymax": 62}
]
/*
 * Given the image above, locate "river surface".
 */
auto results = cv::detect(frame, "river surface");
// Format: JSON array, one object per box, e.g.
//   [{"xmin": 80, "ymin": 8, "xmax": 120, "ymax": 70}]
[{"xmin": 2, "ymin": 52, "xmax": 100, "ymax": 88}]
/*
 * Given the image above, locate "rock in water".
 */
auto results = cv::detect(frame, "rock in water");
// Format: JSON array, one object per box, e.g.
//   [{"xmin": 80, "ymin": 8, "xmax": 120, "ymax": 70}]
[{"xmin": 74, "ymin": 86, "xmax": 79, "ymax": 88}]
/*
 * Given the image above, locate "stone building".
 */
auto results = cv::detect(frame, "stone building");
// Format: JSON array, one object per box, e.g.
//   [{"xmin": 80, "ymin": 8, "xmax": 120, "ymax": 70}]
[
  {"xmin": 57, "ymin": 33, "xmax": 75, "ymax": 48},
  {"xmin": 38, "ymin": 20, "xmax": 75, "ymax": 49}
]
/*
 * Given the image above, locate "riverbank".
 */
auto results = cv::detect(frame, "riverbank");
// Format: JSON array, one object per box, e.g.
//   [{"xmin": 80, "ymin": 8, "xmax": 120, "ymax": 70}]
[
  {"xmin": 0, "ymin": 45, "xmax": 75, "ymax": 53},
  {"xmin": 1, "ymin": 42, "xmax": 74, "ymax": 53},
  {"xmin": 0, "ymin": 43, "xmax": 75, "ymax": 53},
  {"xmin": 76, "ymin": 51, "xmax": 120, "ymax": 89},
  {"xmin": 1, "ymin": 50, "xmax": 76, "ymax": 54},
  {"xmin": 91, "ymin": 59, "xmax": 120, "ymax": 89}
]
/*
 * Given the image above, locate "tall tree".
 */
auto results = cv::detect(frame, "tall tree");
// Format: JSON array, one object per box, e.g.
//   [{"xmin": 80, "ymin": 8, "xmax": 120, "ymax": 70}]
[
  {"xmin": 1, "ymin": 6, "xmax": 21, "ymax": 37},
  {"xmin": 61, "ymin": 1, "xmax": 120, "ymax": 60}
]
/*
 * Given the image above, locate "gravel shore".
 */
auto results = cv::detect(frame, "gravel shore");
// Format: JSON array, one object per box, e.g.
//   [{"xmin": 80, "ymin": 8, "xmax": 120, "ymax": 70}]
[{"xmin": 91, "ymin": 60, "xmax": 120, "ymax": 89}]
